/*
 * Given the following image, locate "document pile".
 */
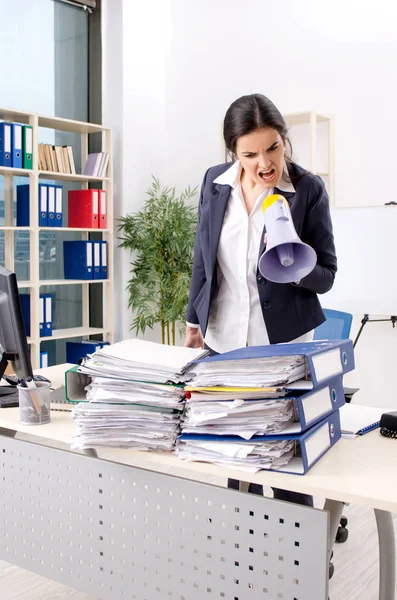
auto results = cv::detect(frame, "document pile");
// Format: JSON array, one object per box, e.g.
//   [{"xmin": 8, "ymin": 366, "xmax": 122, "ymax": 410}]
[
  {"xmin": 78, "ymin": 338, "xmax": 208, "ymax": 384},
  {"xmin": 177, "ymin": 340, "xmax": 355, "ymax": 474},
  {"xmin": 70, "ymin": 339, "xmax": 208, "ymax": 451}
]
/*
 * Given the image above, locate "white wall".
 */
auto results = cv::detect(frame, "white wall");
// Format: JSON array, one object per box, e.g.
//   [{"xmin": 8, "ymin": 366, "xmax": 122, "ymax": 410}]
[{"xmin": 103, "ymin": 0, "xmax": 397, "ymax": 406}]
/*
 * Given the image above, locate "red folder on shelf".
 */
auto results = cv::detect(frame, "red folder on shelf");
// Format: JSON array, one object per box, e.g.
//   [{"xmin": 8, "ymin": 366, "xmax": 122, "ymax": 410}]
[
  {"xmin": 99, "ymin": 190, "xmax": 107, "ymax": 229},
  {"xmin": 68, "ymin": 189, "xmax": 99, "ymax": 228}
]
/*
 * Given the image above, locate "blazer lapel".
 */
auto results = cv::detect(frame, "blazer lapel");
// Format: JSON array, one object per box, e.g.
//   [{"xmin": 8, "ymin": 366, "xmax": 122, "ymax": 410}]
[
  {"xmin": 257, "ymin": 186, "xmax": 296, "ymax": 262},
  {"xmin": 209, "ymin": 184, "xmax": 231, "ymax": 273}
]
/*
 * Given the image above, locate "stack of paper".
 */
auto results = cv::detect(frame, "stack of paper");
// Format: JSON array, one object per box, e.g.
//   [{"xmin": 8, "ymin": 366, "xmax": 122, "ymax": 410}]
[
  {"xmin": 188, "ymin": 355, "xmax": 305, "ymax": 387},
  {"xmin": 182, "ymin": 398, "xmax": 295, "ymax": 438},
  {"xmin": 175, "ymin": 438, "xmax": 295, "ymax": 473},
  {"xmin": 71, "ymin": 403, "xmax": 181, "ymax": 451},
  {"xmin": 85, "ymin": 377, "xmax": 185, "ymax": 409},
  {"xmin": 78, "ymin": 338, "xmax": 208, "ymax": 384},
  {"xmin": 177, "ymin": 353, "xmax": 302, "ymax": 469},
  {"xmin": 176, "ymin": 341, "xmax": 355, "ymax": 472},
  {"xmin": 185, "ymin": 386, "xmax": 287, "ymax": 401},
  {"xmin": 70, "ymin": 339, "xmax": 208, "ymax": 450}
]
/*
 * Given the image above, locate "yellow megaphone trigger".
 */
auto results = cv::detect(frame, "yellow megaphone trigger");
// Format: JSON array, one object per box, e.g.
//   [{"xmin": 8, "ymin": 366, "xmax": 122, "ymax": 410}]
[{"xmin": 262, "ymin": 193, "xmax": 288, "ymax": 213}]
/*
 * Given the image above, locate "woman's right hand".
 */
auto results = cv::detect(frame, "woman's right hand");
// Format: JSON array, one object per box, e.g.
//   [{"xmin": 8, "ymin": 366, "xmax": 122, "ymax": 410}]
[{"xmin": 184, "ymin": 325, "xmax": 204, "ymax": 349}]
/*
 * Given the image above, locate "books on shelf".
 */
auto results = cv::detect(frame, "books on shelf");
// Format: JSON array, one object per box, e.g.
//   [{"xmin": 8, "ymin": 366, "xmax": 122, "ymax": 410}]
[
  {"xmin": 83, "ymin": 152, "xmax": 109, "ymax": 178},
  {"xmin": 38, "ymin": 143, "xmax": 76, "ymax": 174}
]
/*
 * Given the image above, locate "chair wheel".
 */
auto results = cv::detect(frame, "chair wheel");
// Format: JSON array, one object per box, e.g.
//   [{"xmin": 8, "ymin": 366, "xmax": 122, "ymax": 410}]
[
  {"xmin": 336, "ymin": 525, "xmax": 349, "ymax": 543},
  {"xmin": 340, "ymin": 516, "xmax": 348, "ymax": 528},
  {"xmin": 329, "ymin": 561, "xmax": 335, "ymax": 579}
]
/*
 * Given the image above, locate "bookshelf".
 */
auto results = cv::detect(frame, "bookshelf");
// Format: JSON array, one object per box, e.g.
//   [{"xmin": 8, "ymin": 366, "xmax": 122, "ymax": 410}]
[
  {"xmin": 0, "ymin": 108, "xmax": 114, "ymax": 369},
  {"xmin": 283, "ymin": 111, "xmax": 334, "ymax": 205}
]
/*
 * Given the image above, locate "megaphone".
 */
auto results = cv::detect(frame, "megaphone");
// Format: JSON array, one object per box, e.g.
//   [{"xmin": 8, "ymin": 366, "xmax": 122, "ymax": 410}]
[{"xmin": 258, "ymin": 194, "xmax": 317, "ymax": 284}]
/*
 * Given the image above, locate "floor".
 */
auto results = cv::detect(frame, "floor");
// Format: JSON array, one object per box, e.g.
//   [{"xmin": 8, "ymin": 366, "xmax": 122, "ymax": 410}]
[{"xmin": 0, "ymin": 502, "xmax": 396, "ymax": 599}]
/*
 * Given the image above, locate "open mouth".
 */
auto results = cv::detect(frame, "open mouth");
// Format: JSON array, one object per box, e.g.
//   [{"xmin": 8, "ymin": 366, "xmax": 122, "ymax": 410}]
[{"xmin": 259, "ymin": 168, "xmax": 276, "ymax": 182}]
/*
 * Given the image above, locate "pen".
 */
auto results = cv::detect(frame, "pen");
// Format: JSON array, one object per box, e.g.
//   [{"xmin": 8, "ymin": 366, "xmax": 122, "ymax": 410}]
[
  {"xmin": 20, "ymin": 377, "xmax": 40, "ymax": 414},
  {"xmin": 25, "ymin": 376, "xmax": 37, "ymax": 390}
]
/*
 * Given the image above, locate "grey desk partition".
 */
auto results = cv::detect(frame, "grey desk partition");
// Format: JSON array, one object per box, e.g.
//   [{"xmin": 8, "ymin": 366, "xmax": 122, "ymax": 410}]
[{"xmin": 0, "ymin": 435, "xmax": 329, "ymax": 599}]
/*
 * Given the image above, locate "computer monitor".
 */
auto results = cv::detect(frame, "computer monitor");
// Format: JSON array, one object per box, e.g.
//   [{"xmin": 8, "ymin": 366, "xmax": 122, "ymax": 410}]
[{"xmin": 0, "ymin": 266, "xmax": 33, "ymax": 389}]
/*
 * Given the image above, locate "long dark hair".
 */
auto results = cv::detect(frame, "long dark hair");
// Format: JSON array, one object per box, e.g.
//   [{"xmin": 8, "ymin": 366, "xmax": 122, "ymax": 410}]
[{"xmin": 223, "ymin": 94, "xmax": 297, "ymax": 182}]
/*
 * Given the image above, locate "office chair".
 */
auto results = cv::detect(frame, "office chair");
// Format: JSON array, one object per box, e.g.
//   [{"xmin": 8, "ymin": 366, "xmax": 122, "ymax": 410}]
[
  {"xmin": 314, "ymin": 308, "xmax": 354, "ymax": 546},
  {"xmin": 313, "ymin": 308, "xmax": 353, "ymax": 342}
]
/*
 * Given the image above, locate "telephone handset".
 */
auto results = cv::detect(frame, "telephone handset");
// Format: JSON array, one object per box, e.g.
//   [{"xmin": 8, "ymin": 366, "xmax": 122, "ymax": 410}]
[{"xmin": 380, "ymin": 411, "xmax": 397, "ymax": 439}]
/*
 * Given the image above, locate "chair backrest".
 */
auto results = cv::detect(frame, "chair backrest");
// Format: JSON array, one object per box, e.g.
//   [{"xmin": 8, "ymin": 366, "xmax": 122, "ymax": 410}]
[{"xmin": 313, "ymin": 308, "xmax": 353, "ymax": 340}]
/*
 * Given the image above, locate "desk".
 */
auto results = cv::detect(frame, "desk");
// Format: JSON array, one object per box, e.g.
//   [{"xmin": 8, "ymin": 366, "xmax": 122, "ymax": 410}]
[{"xmin": 0, "ymin": 365, "xmax": 395, "ymax": 600}]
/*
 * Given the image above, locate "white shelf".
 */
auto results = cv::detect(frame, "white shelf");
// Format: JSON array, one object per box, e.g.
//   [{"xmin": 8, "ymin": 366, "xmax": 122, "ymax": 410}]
[
  {"xmin": 0, "ymin": 108, "xmax": 32, "ymax": 125},
  {"xmin": 18, "ymin": 281, "xmax": 35, "ymax": 288},
  {"xmin": 39, "ymin": 227, "xmax": 109, "ymax": 233},
  {"xmin": 44, "ymin": 327, "xmax": 109, "ymax": 341},
  {"xmin": 38, "ymin": 114, "xmax": 109, "ymax": 135},
  {"xmin": 0, "ymin": 166, "xmax": 32, "ymax": 177},
  {"xmin": 0, "ymin": 106, "xmax": 114, "ymax": 368},
  {"xmin": 284, "ymin": 111, "xmax": 334, "ymax": 205},
  {"xmin": 0, "ymin": 108, "xmax": 110, "ymax": 134},
  {"xmin": 0, "ymin": 227, "xmax": 108, "ymax": 233},
  {"xmin": 283, "ymin": 111, "xmax": 331, "ymax": 126},
  {"xmin": 0, "ymin": 227, "xmax": 32, "ymax": 232},
  {"xmin": 40, "ymin": 279, "xmax": 109, "ymax": 286},
  {"xmin": 38, "ymin": 170, "xmax": 110, "ymax": 183}
]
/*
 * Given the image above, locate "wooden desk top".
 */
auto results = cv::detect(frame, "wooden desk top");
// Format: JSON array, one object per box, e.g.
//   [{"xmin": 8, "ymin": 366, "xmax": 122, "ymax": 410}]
[{"xmin": 0, "ymin": 406, "xmax": 396, "ymax": 512}]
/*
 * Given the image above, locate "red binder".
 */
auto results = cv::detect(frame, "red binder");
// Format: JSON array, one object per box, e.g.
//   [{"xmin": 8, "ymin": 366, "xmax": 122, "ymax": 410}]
[
  {"xmin": 99, "ymin": 190, "xmax": 107, "ymax": 229},
  {"xmin": 68, "ymin": 189, "xmax": 99, "ymax": 228}
]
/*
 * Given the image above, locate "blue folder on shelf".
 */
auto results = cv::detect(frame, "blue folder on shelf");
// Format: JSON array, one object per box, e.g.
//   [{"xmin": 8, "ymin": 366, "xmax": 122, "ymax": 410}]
[
  {"xmin": 16, "ymin": 183, "xmax": 50, "ymax": 227},
  {"xmin": 20, "ymin": 294, "xmax": 46, "ymax": 337},
  {"xmin": 47, "ymin": 186, "xmax": 56, "ymax": 225},
  {"xmin": 39, "ymin": 183, "xmax": 48, "ymax": 226},
  {"xmin": 179, "ymin": 410, "xmax": 341, "ymax": 475},
  {"xmin": 100, "ymin": 240, "xmax": 107, "ymax": 279},
  {"xmin": 195, "ymin": 339, "xmax": 354, "ymax": 388},
  {"xmin": 12, "ymin": 123, "xmax": 23, "ymax": 168},
  {"xmin": 64, "ymin": 241, "xmax": 93, "ymax": 280},
  {"xmin": 93, "ymin": 241, "xmax": 101, "ymax": 280},
  {"xmin": 40, "ymin": 352, "xmax": 49, "ymax": 369},
  {"xmin": 16, "ymin": 185, "xmax": 30, "ymax": 226},
  {"xmin": 19, "ymin": 294, "xmax": 31, "ymax": 337},
  {"xmin": 0, "ymin": 122, "xmax": 12, "ymax": 167},
  {"xmin": 55, "ymin": 185, "xmax": 63, "ymax": 226},
  {"xmin": 43, "ymin": 293, "xmax": 53, "ymax": 336},
  {"xmin": 39, "ymin": 295, "xmax": 45, "ymax": 337}
]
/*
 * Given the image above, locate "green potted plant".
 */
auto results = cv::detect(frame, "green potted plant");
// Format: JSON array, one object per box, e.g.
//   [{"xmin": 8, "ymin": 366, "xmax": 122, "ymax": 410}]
[{"xmin": 118, "ymin": 178, "xmax": 198, "ymax": 345}]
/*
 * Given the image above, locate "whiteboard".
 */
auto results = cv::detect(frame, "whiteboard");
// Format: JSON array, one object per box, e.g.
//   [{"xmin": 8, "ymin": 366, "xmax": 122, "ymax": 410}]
[{"xmin": 321, "ymin": 206, "xmax": 397, "ymax": 315}]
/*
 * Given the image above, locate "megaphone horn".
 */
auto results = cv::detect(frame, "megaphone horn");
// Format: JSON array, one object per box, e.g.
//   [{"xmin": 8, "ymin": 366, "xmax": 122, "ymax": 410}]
[{"xmin": 258, "ymin": 194, "xmax": 317, "ymax": 284}]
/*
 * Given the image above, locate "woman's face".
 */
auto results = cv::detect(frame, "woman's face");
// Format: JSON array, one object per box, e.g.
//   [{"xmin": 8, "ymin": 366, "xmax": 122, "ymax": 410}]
[{"xmin": 235, "ymin": 127, "xmax": 286, "ymax": 188}]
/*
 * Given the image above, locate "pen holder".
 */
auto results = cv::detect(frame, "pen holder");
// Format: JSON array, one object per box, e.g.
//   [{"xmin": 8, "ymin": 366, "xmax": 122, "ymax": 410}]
[{"xmin": 17, "ymin": 381, "xmax": 51, "ymax": 425}]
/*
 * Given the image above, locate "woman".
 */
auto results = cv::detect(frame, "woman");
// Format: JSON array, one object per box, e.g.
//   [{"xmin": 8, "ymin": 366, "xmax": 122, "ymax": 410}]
[{"xmin": 184, "ymin": 93, "xmax": 337, "ymax": 505}]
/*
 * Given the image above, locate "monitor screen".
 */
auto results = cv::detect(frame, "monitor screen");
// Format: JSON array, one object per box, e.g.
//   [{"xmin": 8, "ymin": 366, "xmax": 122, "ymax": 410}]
[{"xmin": 0, "ymin": 266, "xmax": 33, "ymax": 382}]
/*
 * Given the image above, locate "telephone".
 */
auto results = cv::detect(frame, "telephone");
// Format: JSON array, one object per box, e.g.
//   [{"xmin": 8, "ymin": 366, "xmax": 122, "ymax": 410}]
[{"xmin": 380, "ymin": 411, "xmax": 397, "ymax": 439}]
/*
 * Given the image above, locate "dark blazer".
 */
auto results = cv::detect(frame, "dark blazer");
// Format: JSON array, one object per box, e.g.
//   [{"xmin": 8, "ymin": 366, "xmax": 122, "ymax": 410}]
[{"xmin": 186, "ymin": 161, "xmax": 337, "ymax": 344}]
